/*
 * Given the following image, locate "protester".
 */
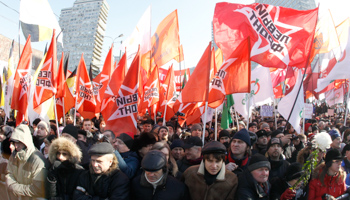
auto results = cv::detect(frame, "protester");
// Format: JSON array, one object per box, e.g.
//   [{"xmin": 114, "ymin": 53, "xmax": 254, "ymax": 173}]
[
  {"xmin": 182, "ymin": 141, "xmax": 238, "ymax": 200},
  {"xmin": 236, "ymin": 153, "xmax": 271, "ymax": 200},
  {"xmin": 6, "ymin": 124, "xmax": 49, "ymax": 199},
  {"xmin": 158, "ymin": 126, "xmax": 169, "ymax": 142},
  {"xmin": 190, "ymin": 123, "xmax": 202, "ymax": 138},
  {"xmin": 33, "ymin": 120, "xmax": 50, "ymax": 152},
  {"xmin": 152, "ymin": 141, "xmax": 180, "ymax": 179},
  {"xmin": 131, "ymin": 150, "xmax": 189, "ymax": 200},
  {"xmin": 177, "ymin": 136, "xmax": 203, "ymax": 173},
  {"xmin": 253, "ymin": 129, "xmax": 268, "ymax": 155},
  {"xmin": 248, "ymin": 122, "xmax": 258, "ymax": 133},
  {"xmin": 266, "ymin": 137, "xmax": 290, "ymax": 182},
  {"xmin": 73, "ymin": 142, "xmax": 129, "ymax": 199},
  {"xmin": 170, "ymin": 139, "xmax": 185, "ymax": 161},
  {"xmin": 142, "ymin": 119, "xmax": 154, "ymax": 134},
  {"xmin": 43, "ymin": 135, "xmax": 57, "ymax": 158},
  {"xmin": 218, "ymin": 129, "xmax": 231, "ymax": 149},
  {"xmin": 46, "ymin": 137, "xmax": 84, "ymax": 199},
  {"xmin": 329, "ymin": 129, "xmax": 342, "ymax": 150}
]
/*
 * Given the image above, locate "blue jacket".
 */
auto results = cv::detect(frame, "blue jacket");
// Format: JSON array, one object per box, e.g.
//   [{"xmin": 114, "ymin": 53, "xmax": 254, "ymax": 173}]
[{"xmin": 115, "ymin": 150, "xmax": 140, "ymax": 179}]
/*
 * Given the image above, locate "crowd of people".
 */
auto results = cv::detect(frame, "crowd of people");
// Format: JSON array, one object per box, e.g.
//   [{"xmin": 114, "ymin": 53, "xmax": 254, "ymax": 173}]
[{"xmin": 0, "ymin": 105, "xmax": 349, "ymax": 199}]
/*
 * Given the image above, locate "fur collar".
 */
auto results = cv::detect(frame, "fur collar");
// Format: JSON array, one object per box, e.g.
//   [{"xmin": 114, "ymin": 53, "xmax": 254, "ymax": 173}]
[{"xmin": 197, "ymin": 160, "xmax": 226, "ymax": 180}]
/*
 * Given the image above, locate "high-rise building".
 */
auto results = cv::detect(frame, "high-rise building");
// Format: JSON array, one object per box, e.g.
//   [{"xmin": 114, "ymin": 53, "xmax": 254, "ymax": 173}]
[
  {"xmin": 255, "ymin": 0, "xmax": 316, "ymax": 10},
  {"xmin": 57, "ymin": 0, "xmax": 109, "ymax": 78}
]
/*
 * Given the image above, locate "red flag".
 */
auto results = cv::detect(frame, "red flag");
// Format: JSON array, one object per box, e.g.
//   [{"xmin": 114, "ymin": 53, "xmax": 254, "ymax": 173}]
[
  {"xmin": 213, "ymin": 3, "xmax": 318, "ymax": 69},
  {"xmin": 56, "ymin": 52, "xmax": 66, "ymax": 98},
  {"xmin": 101, "ymin": 53, "xmax": 127, "ymax": 120},
  {"xmin": 208, "ymin": 37, "xmax": 251, "ymax": 108},
  {"xmin": 75, "ymin": 54, "xmax": 96, "ymax": 119},
  {"xmin": 33, "ymin": 30, "xmax": 57, "ymax": 108},
  {"xmin": 11, "ymin": 35, "xmax": 32, "ymax": 123},
  {"xmin": 93, "ymin": 46, "xmax": 114, "ymax": 114},
  {"xmin": 105, "ymin": 49, "xmax": 142, "ymax": 136},
  {"xmin": 139, "ymin": 66, "xmax": 160, "ymax": 112},
  {"xmin": 56, "ymin": 83, "xmax": 75, "ymax": 121},
  {"xmin": 159, "ymin": 65, "xmax": 176, "ymax": 121}
]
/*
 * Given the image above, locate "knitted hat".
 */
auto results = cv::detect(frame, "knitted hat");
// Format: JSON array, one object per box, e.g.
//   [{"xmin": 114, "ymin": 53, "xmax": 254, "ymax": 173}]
[
  {"xmin": 239, "ymin": 121, "xmax": 246, "ymax": 127},
  {"xmin": 267, "ymin": 137, "xmax": 283, "ymax": 150},
  {"xmin": 232, "ymin": 129, "xmax": 251, "ymax": 147},
  {"xmin": 141, "ymin": 150, "xmax": 167, "ymax": 172},
  {"xmin": 170, "ymin": 139, "xmax": 184, "ymax": 150},
  {"xmin": 62, "ymin": 124, "xmax": 78, "ymax": 139},
  {"xmin": 183, "ymin": 136, "xmax": 203, "ymax": 149},
  {"xmin": 285, "ymin": 163, "xmax": 304, "ymax": 182},
  {"xmin": 271, "ymin": 129, "xmax": 284, "ymax": 138},
  {"xmin": 191, "ymin": 123, "xmax": 202, "ymax": 132},
  {"xmin": 261, "ymin": 123, "xmax": 269, "ymax": 130},
  {"xmin": 325, "ymin": 149, "xmax": 343, "ymax": 164},
  {"xmin": 256, "ymin": 130, "xmax": 268, "ymax": 138},
  {"xmin": 219, "ymin": 130, "xmax": 230, "ymax": 139},
  {"xmin": 88, "ymin": 142, "xmax": 115, "ymax": 155},
  {"xmin": 117, "ymin": 133, "xmax": 134, "ymax": 150},
  {"xmin": 202, "ymin": 141, "xmax": 226, "ymax": 155},
  {"xmin": 37, "ymin": 121, "xmax": 49, "ymax": 133},
  {"xmin": 248, "ymin": 153, "xmax": 271, "ymax": 172},
  {"xmin": 328, "ymin": 129, "xmax": 341, "ymax": 141}
]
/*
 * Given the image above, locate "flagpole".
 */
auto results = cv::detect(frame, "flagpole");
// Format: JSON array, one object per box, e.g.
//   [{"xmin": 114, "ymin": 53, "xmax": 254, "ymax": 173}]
[
  {"xmin": 247, "ymin": 94, "xmax": 250, "ymax": 130},
  {"xmin": 344, "ymin": 80, "xmax": 349, "ymax": 126},
  {"xmin": 202, "ymin": 101, "xmax": 208, "ymax": 145},
  {"xmin": 63, "ymin": 98, "xmax": 66, "ymax": 127},
  {"xmin": 303, "ymin": 103, "xmax": 305, "ymax": 135},
  {"xmin": 74, "ymin": 95, "xmax": 77, "ymax": 126},
  {"xmin": 154, "ymin": 106, "xmax": 156, "ymax": 125},
  {"xmin": 215, "ymin": 108, "xmax": 218, "ymax": 141},
  {"xmin": 235, "ymin": 110, "xmax": 240, "ymax": 131},
  {"xmin": 274, "ymin": 99, "xmax": 277, "ymax": 129},
  {"xmin": 53, "ymin": 95, "xmax": 60, "ymax": 137},
  {"xmin": 163, "ymin": 100, "xmax": 168, "ymax": 126},
  {"xmin": 18, "ymin": 18, "xmax": 21, "ymax": 61}
]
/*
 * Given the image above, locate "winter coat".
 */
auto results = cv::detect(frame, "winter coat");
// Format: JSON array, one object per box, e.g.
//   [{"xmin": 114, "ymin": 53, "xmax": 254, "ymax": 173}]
[
  {"xmin": 131, "ymin": 170, "xmax": 189, "ymax": 200},
  {"xmin": 176, "ymin": 157, "xmax": 202, "ymax": 173},
  {"xmin": 236, "ymin": 169, "xmax": 270, "ymax": 200},
  {"xmin": 73, "ymin": 162, "xmax": 130, "ymax": 200},
  {"xmin": 182, "ymin": 161, "xmax": 238, "ymax": 200},
  {"xmin": 308, "ymin": 163, "xmax": 346, "ymax": 200},
  {"xmin": 115, "ymin": 150, "xmax": 140, "ymax": 179},
  {"xmin": 76, "ymin": 140, "xmax": 90, "ymax": 169},
  {"xmin": 270, "ymin": 177, "xmax": 308, "ymax": 200},
  {"xmin": 268, "ymin": 157, "xmax": 290, "ymax": 183},
  {"xmin": 6, "ymin": 124, "xmax": 49, "ymax": 200},
  {"xmin": 46, "ymin": 137, "xmax": 85, "ymax": 200},
  {"xmin": 225, "ymin": 152, "xmax": 250, "ymax": 175}
]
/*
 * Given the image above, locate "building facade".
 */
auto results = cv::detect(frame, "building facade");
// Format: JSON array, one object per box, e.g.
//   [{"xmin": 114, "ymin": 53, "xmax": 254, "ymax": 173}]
[{"xmin": 57, "ymin": 0, "xmax": 109, "ymax": 78}]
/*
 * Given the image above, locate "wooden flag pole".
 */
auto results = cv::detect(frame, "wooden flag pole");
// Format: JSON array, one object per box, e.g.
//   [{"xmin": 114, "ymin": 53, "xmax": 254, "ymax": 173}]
[
  {"xmin": 163, "ymin": 100, "xmax": 168, "ymax": 126},
  {"xmin": 53, "ymin": 95, "xmax": 60, "ymax": 137},
  {"xmin": 235, "ymin": 110, "xmax": 240, "ymax": 131},
  {"xmin": 202, "ymin": 101, "xmax": 208, "ymax": 145}
]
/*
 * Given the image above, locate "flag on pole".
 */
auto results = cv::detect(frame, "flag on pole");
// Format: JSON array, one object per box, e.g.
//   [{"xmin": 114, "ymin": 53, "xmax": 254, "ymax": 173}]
[
  {"xmin": 213, "ymin": 2, "xmax": 318, "ymax": 69},
  {"xmin": 19, "ymin": 0, "xmax": 63, "ymax": 43},
  {"xmin": 159, "ymin": 65, "xmax": 176, "ymax": 121},
  {"xmin": 139, "ymin": 66, "xmax": 160, "ymax": 112},
  {"xmin": 221, "ymin": 95, "xmax": 234, "ymax": 129},
  {"xmin": 1, "ymin": 40, "xmax": 15, "ymax": 118}
]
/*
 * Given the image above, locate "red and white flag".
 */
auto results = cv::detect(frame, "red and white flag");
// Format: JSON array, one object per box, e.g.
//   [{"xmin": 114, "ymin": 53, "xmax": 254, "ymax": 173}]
[
  {"xmin": 213, "ymin": 3, "xmax": 318, "ymax": 69},
  {"xmin": 159, "ymin": 65, "xmax": 176, "ymax": 121},
  {"xmin": 139, "ymin": 66, "xmax": 160, "ymax": 112}
]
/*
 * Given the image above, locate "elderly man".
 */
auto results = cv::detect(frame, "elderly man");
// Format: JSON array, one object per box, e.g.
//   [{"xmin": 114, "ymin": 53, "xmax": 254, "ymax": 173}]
[
  {"xmin": 170, "ymin": 139, "xmax": 185, "ymax": 161},
  {"xmin": 177, "ymin": 136, "xmax": 203, "ymax": 173},
  {"xmin": 73, "ymin": 142, "xmax": 129, "ymax": 199},
  {"xmin": 6, "ymin": 124, "xmax": 49, "ymax": 199}
]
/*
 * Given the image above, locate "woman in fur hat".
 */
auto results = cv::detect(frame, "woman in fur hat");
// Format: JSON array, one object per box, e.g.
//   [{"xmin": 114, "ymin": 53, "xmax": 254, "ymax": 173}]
[{"xmin": 47, "ymin": 137, "xmax": 85, "ymax": 200}]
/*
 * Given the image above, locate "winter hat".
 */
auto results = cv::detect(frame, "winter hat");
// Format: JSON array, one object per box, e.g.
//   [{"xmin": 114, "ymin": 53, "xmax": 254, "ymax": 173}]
[
  {"xmin": 248, "ymin": 153, "xmax": 271, "ymax": 172},
  {"xmin": 285, "ymin": 163, "xmax": 304, "ymax": 182},
  {"xmin": 325, "ymin": 149, "xmax": 343, "ymax": 164},
  {"xmin": 170, "ymin": 139, "xmax": 184, "ymax": 150},
  {"xmin": 158, "ymin": 126, "xmax": 169, "ymax": 134},
  {"xmin": 271, "ymin": 129, "xmax": 284, "ymax": 138},
  {"xmin": 267, "ymin": 137, "xmax": 283, "ymax": 150},
  {"xmin": 256, "ymin": 130, "xmax": 268, "ymax": 138},
  {"xmin": 62, "ymin": 124, "xmax": 78, "ymax": 139},
  {"xmin": 191, "ymin": 123, "xmax": 202, "ymax": 132},
  {"xmin": 202, "ymin": 141, "xmax": 226, "ymax": 155},
  {"xmin": 46, "ymin": 135, "xmax": 57, "ymax": 143},
  {"xmin": 261, "ymin": 123, "xmax": 269, "ymax": 130},
  {"xmin": 77, "ymin": 130, "xmax": 87, "ymax": 137},
  {"xmin": 166, "ymin": 122, "xmax": 174, "ymax": 130},
  {"xmin": 305, "ymin": 123, "xmax": 312, "ymax": 133},
  {"xmin": 88, "ymin": 142, "xmax": 115, "ymax": 155},
  {"xmin": 183, "ymin": 136, "xmax": 203, "ymax": 149},
  {"xmin": 117, "ymin": 133, "xmax": 134, "ymax": 150},
  {"xmin": 141, "ymin": 150, "xmax": 167, "ymax": 172},
  {"xmin": 232, "ymin": 129, "xmax": 251, "ymax": 147},
  {"xmin": 219, "ymin": 130, "xmax": 230, "ymax": 139},
  {"xmin": 312, "ymin": 125, "xmax": 319, "ymax": 132},
  {"xmin": 328, "ymin": 129, "xmax": 341, "ymax": 141},
  {"xmin": 239, "ymin": 121, "xmax": 246, "ymax": 127},
  {"xmin": 342, "ymin": 144, "xmax": 350, "ymax": 156},
  {"xmin": 33, "ymin": 118, "xmax": 41, "ymax": 126},
  {"xmin": 37, "ymin": 121, "xmax": 50, "ymax": 133},
  {"xmin": 131, "ymin": 132, "xmax": 157, "ymax": 151},
  {"xmin": 249, "ymin": 122, "xmax": 257, "ymax": 128}
]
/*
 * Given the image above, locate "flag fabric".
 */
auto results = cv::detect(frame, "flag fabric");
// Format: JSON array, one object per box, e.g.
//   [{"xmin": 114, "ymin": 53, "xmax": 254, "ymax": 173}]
[
  {"xmin": 19, "ymin": 0, "xmax": 62, "ymax": 43},
  {"xmin": 105, "ymin": 49, "xmax": 143, "ymax": 136},
  {"xmin": 75, "ymin": 54, "xmax": 96, "ymax": 119},
  {"xmin": 174, "ymin": 45, "xmax": 184, "ymax": 63},
  {"xmin": 56, "ymin": 52, "xmax": 66, "ymax": 99},
  {"xmin": 33, "ymin": 30, "xmax": 57, "ymax": 109},
  {"xmin": 11, "ymin": 36, "xmax": 32, "ymax": 124},
  {"xmin": 101, "ymin": 53, "xmax": 127, "ymax": 121},
  {"xmin": 325, "ymin": 86, "xmax": 344, "ymax": 107},
  {"xmin": 139, "ymin": 66, "xmax": 160, "ymax": 112},
  {"xmin": 221, "ymin": 95, "xmax": 234, "ymax": 129},
  {"xmin": 1, "ymin": 40, "xmax": 15, "ymax": 118},
  {"xmin": 93, "ymin": 46, "xmax": 114, "ymax": 114},
  {"xmin": 159, "ymin": 65, "xmax": 176, "ymax": 121},
  {"xmin": 213, "ymin": 2, "xmax": 318, "ymax": 69},
  {"xmin": 208, "ymin": 38, "xmax": 251, "ymax": 108},
  {"xmin": 251, "ymin": 65, "xmax": 275, "ymax": 106},
  {"xmin": 278, "ymin": 70, "xmax": 304, "ymax": 134},
  {"xmin": 270, "ymin": 68, "xmax": 286, "ymax": 88}
]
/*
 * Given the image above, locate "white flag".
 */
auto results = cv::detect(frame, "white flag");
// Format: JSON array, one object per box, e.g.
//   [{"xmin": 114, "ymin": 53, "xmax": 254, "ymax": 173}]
[
  {"xmin": 278, "ymin": 70, "xmax": 304, "ymax": 134},
  {"xmin": 251, "ymin": 65, "xmax": 274, "ymax": 106},
  {"xmin": 233, "ymin": 93, "xmax": 252, "ymax": 120}
]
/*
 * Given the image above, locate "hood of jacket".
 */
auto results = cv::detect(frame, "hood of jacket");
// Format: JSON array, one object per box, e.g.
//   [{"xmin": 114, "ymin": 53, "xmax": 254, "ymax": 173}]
[
  {"xmin": 11, "ymin": 124, "xmax": 35, "ymax": 161},
  {"xmin": 48, "ymin": 136, "xmax": 82, "ymax": 164}
]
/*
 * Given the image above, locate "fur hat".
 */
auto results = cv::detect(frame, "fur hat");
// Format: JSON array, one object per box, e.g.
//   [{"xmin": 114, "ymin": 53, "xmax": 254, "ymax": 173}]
[
  {"xmin": 232, "ymin": 129, "xmax": 251, "ymax": 147},
  {"xmin": 256, "ymin": 130, "xmax": 268, "ymax": 138},
  {"xmin": 48, "ymin": 137, "xmax": 82, "ymax": 164},
  {"xmin": 183, "ymin": 136, "xmax": 203, "ymax": 149}
]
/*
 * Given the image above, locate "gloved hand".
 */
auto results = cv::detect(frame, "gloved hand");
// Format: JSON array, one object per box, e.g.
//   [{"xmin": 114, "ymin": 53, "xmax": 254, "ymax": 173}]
[{"xmin": 280, "ymin": 188, "xmax": 296, "ymax": 200}]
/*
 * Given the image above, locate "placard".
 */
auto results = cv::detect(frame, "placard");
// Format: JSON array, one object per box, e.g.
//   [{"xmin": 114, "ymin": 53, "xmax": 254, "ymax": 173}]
[
  {"xmin": 304, "ymin": 103, "xmax": 313, "ymax": 119},
  {"xmin": 261, "ymin": 105, "xmax": 273, "ymax": 117},
  {"xmin": 328, "ymin": 109, "xmax": 334, "ymax": 116}
]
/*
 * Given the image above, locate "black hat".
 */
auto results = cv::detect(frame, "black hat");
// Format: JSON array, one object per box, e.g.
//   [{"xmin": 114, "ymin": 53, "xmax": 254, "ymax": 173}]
[
  {"xmin": 117, "ymin": 133, "xmax": 134, "ymax": 150},
  {"xmin": 312, "ymin": 125, "xmax": 319, "ymax": 132},
  {"xmin": 166, "ymin": 122, "xmax": 174, "ymax": 130},
  {"xmin": 342, "ymin": 144, "xmax": 350, "ymax": 156},
  {"xmin": 248, "ymin": 153, "xmax": 271, "ymax": 172},
  {"xmin": 78, "ymin": 130, "xmax": 87, "ymax": 137},
  {"xmin": 249, "ymin": 122, "xmax": 257, "ymax": 128},
  {"xmin": 256, "ymin": 130, "xmax": 268, "ymax": 138},
  {"xmin": 33, "ymin": 118, "xmax": 41, "ymax": 126},
  {"xmin": 285, "ymin": 163, "xmax": 304, "ymax": 182},
  {"xmin": 131, "ymin": 132, "xmax": 157, "ymax": 151},
  {"xmin": 170, "ymin": 139, "xmax": 184, "ymax": 150},
  {"xmin": 267, "ymin": 137, "xmax": 283, "ymax": 150},
  {"xmin": 88, "ymin": 142, "xmax": 115, "ymax": 155},
  {"xmin": 183, "ymin": 136, "xmax": 203, "ymax": 149},
  {"xmin": 325, "ymin": 149, "xmax": 343, "ymax": 164},
  {"xmin": 202, "ymin": 141, "xmax": 226, "ymax": 155},
  {"xmin": 62, "ymin": 125, "xmax": 78, "ymax": 139},
  {"xmin": 271, "ymin": 129, "xmax": 284, "ymax": 138},
  {"xmin": 141, "ymin": 150, "xmax": 167, "ymax": 172},
  {"xmin": 232, "ymin": 129, "xmax": 251, "ymax": 147},
  {"xmin": 219, "ymin": 130, "xmax": 230, "ymax": 139},
  {"xmin": 46, "ymin": 135, "xmax": 57, "ymax": 143}
]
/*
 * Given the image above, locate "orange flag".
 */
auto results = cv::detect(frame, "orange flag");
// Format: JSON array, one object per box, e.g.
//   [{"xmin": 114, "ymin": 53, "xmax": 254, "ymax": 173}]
[
  {"xmin": 174, "ymin": 45, "xmax": 184, "ymax": 63},
  {"xmin": 101, "ymin": 53, "xmax": 127, "ymax": 120},
  {"xmin": 139, "ymin": 66, "xmax": 160, "ymax": 112},
  {"xmin": 33, "ymin": 30, "xmax": 57, "ymax": 109},
  {"xmin": 208, "ymin": 38, "xmax": 251, "ymax": 108},
  {"xmin": 105, "ymin": 49, "xmax": 143, "ymax": 136},
  {"xmin": 159, "ymin": 65, "xmax": 176, "ymax": 121},
  {"xmin": 75, "ymin": 54, "xmax": 96, "ymax": 119},
  {"xmin": 93, "ymin": 46, "xmax": 114, "ymax": 114},
  {"xmin": 11, "ymin": 35, "xmax": 32, "ymax": 125}
]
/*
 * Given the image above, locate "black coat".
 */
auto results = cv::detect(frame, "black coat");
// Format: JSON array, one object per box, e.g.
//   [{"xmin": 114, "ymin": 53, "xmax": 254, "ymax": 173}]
[
  {"xmin": 270, "ymin": 177, "xmax": 308, "ymax": 200},
  {"xmin": 268, "ymin": 158, "xmax": 290, "ymax": 183},
  {"xmin": 236, "ymin": 170, "xmax": 270, "ymax": 200},
  {"xmin": 46, "ymin": 160, "xmax": 85, "ymax": 200},
  {"xmin": 73, "ymin": 167, "xmax": 129, "ymax": 200},
  {"xmin": 131, "ymin": 171, "xmax": 189, "ymax": 200}
]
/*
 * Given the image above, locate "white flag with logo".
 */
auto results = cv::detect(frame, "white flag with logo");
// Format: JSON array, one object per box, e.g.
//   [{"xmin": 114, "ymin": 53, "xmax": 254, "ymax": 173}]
[
  {"xmin": 251, "ymin": 65, "xmax": 274, "ymax": 106},
  {"xmin": 278, "ymin": 70, "xmax": 304, "ymax": 134},
  {"xmin": 233, "ymin": 93, "xmax": 253, "ymax": 120}
]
